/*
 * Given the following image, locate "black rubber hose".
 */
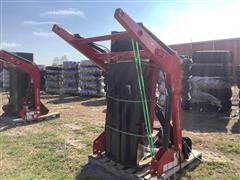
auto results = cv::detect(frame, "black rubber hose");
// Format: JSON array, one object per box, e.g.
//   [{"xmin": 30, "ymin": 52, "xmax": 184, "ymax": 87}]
[{"xmin": 163, "ymin": 87, "xmax": 172, "ymax": 148}]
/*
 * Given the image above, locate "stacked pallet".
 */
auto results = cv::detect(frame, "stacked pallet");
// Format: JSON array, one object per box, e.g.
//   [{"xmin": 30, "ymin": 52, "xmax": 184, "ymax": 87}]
[
  {"xmin": 0, "ymin": 69, "xmax": 10, "ymax": 90},
  {"xmin": 79, "ymin": 60, "xmax": 105, "ymax": 97},
  {"xmin": 236, "ymin": 65, "xmax": 240, "ymax": 108},
  {"xmin": 156, "ymin": 56, "xmax": 192, "ymax": 111},
  {"xmin": 45, "ymin": 66, "xmax": 63, "ymax": 94},
  {"xmin": 0, "ymin": 69, "xmax": 2, "ymax": 88},
  {"xmin": 38, "ymin": 65, "xmax": 46, "ymax": 91},
  {"xmin": 157, "ymin": 71, "xmax": 167, "ymax": 114},
  {"xmin": 62, "ymin": 61, "xmax": 79, "ymax": 95},
  {"xmin": 180, "ymin": 55, "xmax": 192, "ymax": 110},
  {"xmin": 189, "ymin": 51, "xmax": 233, "ymax": 113}
]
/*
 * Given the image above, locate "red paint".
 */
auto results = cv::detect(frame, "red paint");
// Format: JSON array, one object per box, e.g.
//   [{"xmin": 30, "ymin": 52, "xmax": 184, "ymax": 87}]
[
  {"xmin": 93, "ymin": 132, "xmax": 106, "ymax": 155},
  {"xmin": 75, "ymin": 31, "xmax": 130, "ymax": 44}
]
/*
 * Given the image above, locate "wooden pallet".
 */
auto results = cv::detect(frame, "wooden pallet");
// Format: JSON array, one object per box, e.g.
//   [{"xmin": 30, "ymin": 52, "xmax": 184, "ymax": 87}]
[
  {"xmin": 88, "ymin": 150, "xmax": 202, "ymax": 180},
  {"xmin": 12, "ymin": 112, "xmax": 60, "ymax": 124}
]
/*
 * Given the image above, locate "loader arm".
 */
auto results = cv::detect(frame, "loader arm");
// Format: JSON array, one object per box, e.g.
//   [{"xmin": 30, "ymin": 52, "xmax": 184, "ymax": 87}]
[
  {"xmin": 114, "ymin": 8, "xmax": 182, "ymax": 150},
  {"xmin": 52, "ymin": 8, "xmax": 185, "ymax": 176},
  {"xmin": 52, "ymin": 25, "xmax": 108, "ymax": 70},
  {"xmin": 0, "ymin": 50, "xmax": 41, "ymax": 116}
]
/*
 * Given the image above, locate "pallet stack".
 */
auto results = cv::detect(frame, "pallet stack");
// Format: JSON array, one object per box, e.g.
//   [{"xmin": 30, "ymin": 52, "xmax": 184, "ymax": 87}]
[
  {"xmin": 79, "ymin": 60, "xmax": 105, "ymax": 97},
  {"xmin": 189, "ymin": 51, "xmax": 233, "ymax": 113},
  {"xmin": 0, "ymin": 69, "xmax": 10, "ymax": 90},
  {"xmin": 180, "ymin": 56, "xmax": 192, "ymax": 110},
  {"xmin": 38, "ymin": 65, "xmax": 46, "ymax": 91},
  {"xmin": 45, "ymin": 66, "xmax": 63, "ymax": 95},
  {"xmin": 156, "ymin": 56, "xmax": 192, "ymax": 111},
  {"xmin": 236, "ymin": 65, "xmax": 240, "ymax": 108},
  {"xmin": 157, "ymin": 71, "xmax": 167, "ymax": 114},
  {"xmin": 0, "ymin": 69, "xmax": 2, "ymax": 89},
  {"xmin": 62, "ymin": 61, "xmax": 79, "ymax": 95}
]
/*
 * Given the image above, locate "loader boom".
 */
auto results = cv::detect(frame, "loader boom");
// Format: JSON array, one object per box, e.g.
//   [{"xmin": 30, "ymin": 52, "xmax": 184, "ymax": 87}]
[{"xmin": 52, "ymin": 8, "xmax": 200, "ymax": 177}]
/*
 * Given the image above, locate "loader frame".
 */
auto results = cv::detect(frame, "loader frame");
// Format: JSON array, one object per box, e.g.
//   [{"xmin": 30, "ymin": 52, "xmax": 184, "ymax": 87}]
[
  {"xmin": 53, "ymin": 8, "xmax": 199, "ymax": 177},
  {"xmin": 0, "ymin": 50, "xmax": 60, "ymax": 122}
]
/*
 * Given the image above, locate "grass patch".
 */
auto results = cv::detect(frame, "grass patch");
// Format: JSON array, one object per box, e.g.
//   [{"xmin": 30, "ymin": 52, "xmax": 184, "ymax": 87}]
[
  {"xmin": 216, "ymin": 141, "xmax": 240, "ymax": 155},
  {"xmin": 26, "ymin": 149, "xmax": 68, "ymax": 179},
  {"xmin": 0, "ymin": 132, "xmax": 74, "ymax": 179},
  {"xmin": 0, "ymin": 135, "xmax": 28, "ymax": 157},
  {"xmin": 183, "ymin": 161, "xmax": 239, "ymax": 180},
  {"xmin": 28, "ymin": 133, "xmax": 65, "ymax": 150},
  {"xmin": 81, "ymin": 121, "xmax": 103, "ymax": 134},
  {"xmin": 191, "ymin": 137, "xmax": 203, "ymax": 145},
  {"xmin": 81, "ymin": 137, "xmax": 93, "ymax": 148},
  {"xmin": 1, "ymin": 95, "xmax": 239, "ymax": 179}
]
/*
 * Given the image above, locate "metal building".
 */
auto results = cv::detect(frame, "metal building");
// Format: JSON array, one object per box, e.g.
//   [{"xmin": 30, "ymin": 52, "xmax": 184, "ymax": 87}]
[{"xmin": 170, "ymin": 37, "xmax": 240, "ymax": 67}]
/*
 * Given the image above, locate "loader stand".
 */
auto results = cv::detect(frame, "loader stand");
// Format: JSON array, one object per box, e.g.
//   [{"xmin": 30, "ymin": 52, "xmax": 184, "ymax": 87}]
[
  {"xmin": 53, "ymin": 8, "xmax": 201, "ymax": 179},
  {"xmin": 0, "ymin": 50, "xmax": 60, "ymax": 123}
]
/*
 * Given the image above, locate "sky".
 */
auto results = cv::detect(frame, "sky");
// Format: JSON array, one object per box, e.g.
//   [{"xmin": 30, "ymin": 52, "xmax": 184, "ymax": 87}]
[{"xmin": 1, "ymin": 0, "xmax": 240, "ymax": 65}]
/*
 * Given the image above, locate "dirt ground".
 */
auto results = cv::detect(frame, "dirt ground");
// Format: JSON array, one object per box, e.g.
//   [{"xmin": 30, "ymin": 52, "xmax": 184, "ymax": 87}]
[{"xmin": 0, "ymin": 92, "xmax": 240, "ymax": 179}]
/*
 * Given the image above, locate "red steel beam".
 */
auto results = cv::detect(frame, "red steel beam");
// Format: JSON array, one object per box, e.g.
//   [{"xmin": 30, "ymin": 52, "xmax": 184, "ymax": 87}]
[
  {"xmin": 75, "ymin": 31, "xmax": 130, "ymax": 44},
  {"xmin": 0, "ymin": 60, "xmax": 15, "ymax": 68},
  {"xmin": 114, "ymin": 8, "xmax": 177, "ymax": 75},
  {"xmin": 114, "ymin": 8, "xmax": 182, "ymax": 149},
  {"xmin": 52, "ymin": 25, "xmax": 151, "ymax": 64},
  {"xmin": 52, "ymin": 25, "xmax": 107, "ymax": 71},
  {"xmin": 97, "ymin": 50, "xmax": 150, "ymax": 61}
]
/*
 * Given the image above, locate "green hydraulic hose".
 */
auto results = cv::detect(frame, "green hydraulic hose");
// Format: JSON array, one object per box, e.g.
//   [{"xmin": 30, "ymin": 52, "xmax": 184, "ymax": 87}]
[
  {"xmin": 131, "ymin": 40, "xmax": 151, "ymax": 152},
  {"xmin": 131, "ymin": 39, "xmax": 155, "ymax": 158},
  {"xmin": 135, "ymin": 41, "xmax": 155, "ymax": 154}
]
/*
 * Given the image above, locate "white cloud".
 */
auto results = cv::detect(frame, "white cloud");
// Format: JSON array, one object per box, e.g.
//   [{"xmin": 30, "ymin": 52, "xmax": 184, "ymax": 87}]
[
  {"xmin": 23, "ymin": 20, "xmax": 57, "ymax": 25},
  {"xmin": 0, "ymin": 42, "xmax": 22, "ymax": 49},
  {"xmin": 40, "ymin": 8, "xmax": 84, "ymax": 17},
  {"xmin": 150, "ymin": 1, "xmax": 240, "ymax": 44},
  {"xmin": 33, "ymin": 31, "xmax": 56, "ymax": 37}
]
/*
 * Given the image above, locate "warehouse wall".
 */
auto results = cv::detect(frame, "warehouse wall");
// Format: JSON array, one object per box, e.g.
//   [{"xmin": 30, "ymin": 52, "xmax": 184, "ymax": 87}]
[{"xmin": 169, "ymin": 37, "xmax": 240, "ymax": 67}]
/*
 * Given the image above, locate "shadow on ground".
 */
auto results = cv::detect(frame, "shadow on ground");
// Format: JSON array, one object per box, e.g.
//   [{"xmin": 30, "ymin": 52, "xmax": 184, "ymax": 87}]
[
  {"xmin": 0, "ymin": 115, "xmax": 16, "ymax": 132},
  {"xmin": 75, "ymin": 164, "xmax": 102, "ymax": 180},
  {"xmin": 0, "ymin": 114, "xmax": 59, "ymax": 132},
  {"xmin": 182, "ymin": 110, "xmax": 230, "ymax": 133},
  {"xmin": 47, "ymin": 96, "xmax": 91, "ymax": 104},
  {"xmin": 75, "ymin": 158, "xmax": 201, "ymax": 180},
  {"xmin": 81, "ymin": 99, "xmax": 106, "ymax": 107},
  {"xmin": 40, "ymin": 94, "xmax": 62, "ymax": 100},
  {"xmin": 232, "ymin": 118, "xmax": 240, "ymax": 133}
]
